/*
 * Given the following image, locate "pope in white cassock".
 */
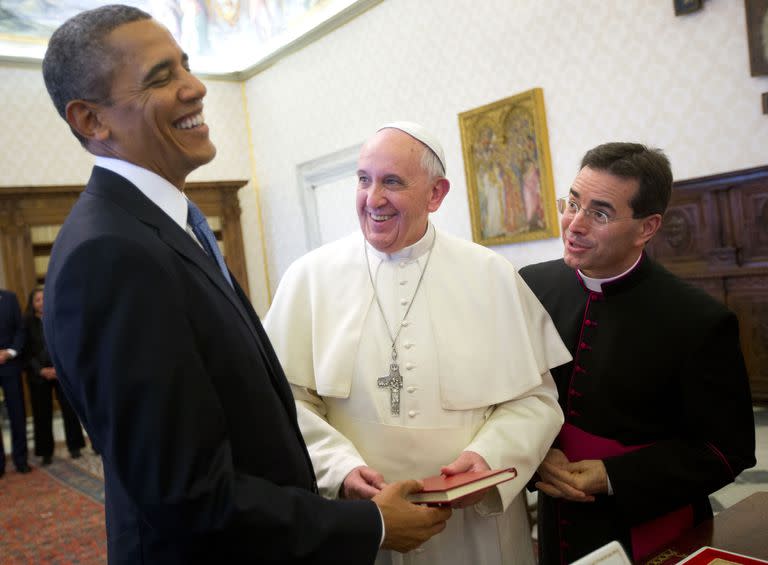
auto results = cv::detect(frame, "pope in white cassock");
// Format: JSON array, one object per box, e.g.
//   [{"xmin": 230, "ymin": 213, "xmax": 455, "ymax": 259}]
[{"xmin": 264, "ymin": 122, "xmax": 571, "ymax": 564}]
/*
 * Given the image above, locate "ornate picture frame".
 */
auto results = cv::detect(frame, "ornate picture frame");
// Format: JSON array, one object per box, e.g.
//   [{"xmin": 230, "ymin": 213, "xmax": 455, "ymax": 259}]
[
  {"xmin": 745, "ymin": 0, "xmax": 768, "ymax": 76},
  {"xmin": 458, "ymin": 88, "xmax": 559, "ymax": 247}
]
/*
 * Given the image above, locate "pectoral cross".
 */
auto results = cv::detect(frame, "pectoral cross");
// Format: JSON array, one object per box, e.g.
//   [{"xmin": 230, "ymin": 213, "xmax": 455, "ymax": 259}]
[{"xmin": 378, "ymin": 362, "xmax": 404, "ymax": 415}]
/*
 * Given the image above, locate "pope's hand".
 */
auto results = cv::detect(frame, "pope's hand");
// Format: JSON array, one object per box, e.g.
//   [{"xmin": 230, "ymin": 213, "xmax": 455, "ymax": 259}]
[
  {"xmin": 341, "ymin": 465, "xmax": 386, "ymax": 500},
  {"xmin": 439, "ymin": 450, "xmax": 491, "ymax": 508},
  {"xmin": 374, "ymin": 480, "xmax": 452, "ymax": 553}
]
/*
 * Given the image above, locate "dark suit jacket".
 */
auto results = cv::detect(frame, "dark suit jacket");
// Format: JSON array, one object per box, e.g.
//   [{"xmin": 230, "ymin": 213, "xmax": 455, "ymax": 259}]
[
  {"xmin": 43, "ymin": 166, "xmax": 380, "ymax": 564},
  {"xmin": 520, "ymin": 256, "xmax": 755, "ymax": 564},
  {"xmin": 22, "ymin": 315, "xmax": 51, "ymax": 384},
  {"xmin": 0, "ymin": 289, "xmax": 24, "ymax": 377}
]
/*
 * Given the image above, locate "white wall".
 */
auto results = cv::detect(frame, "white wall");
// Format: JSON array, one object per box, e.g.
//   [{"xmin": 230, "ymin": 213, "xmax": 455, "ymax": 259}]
[{"xmin": 244, "ymin": 0, "xmax": 768, "ymax": 293}]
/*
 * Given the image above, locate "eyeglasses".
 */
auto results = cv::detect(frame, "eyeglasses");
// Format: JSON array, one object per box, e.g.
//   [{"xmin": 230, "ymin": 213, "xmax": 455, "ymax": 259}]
[{"xmin": 556, "ymin": 197, "xmax": 635, "ymax": 226}]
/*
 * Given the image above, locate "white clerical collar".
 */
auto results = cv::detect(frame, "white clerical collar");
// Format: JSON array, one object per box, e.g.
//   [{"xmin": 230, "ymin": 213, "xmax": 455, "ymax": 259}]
[
  {"xmin": 579, "ymin": 253, "xmax": 643, "ymax": 293},
  {"xmin": 94, "ymin": 156, "xmax": 189, "ymax": 232},
  {"xmin": 366, "ymin": 223, "xmax": 436, "ymax": 262}
]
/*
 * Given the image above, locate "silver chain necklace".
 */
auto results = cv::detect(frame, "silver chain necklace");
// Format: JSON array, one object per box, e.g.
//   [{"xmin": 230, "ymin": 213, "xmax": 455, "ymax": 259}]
[{"xmin": 364, "ymin": 229, "xmax": 436, "ymax": 415}]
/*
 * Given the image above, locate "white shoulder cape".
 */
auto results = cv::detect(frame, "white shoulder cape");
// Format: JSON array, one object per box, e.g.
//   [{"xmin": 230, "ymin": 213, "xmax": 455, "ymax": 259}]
[{"xmin": 265, "ymin": 230, "xmax": 570, "ymax": 409}]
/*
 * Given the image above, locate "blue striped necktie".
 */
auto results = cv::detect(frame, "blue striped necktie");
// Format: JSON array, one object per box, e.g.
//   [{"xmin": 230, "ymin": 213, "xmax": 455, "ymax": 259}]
[{"xmin": 187, "ymin": 200, "xmax": 233, "ymax": 288}]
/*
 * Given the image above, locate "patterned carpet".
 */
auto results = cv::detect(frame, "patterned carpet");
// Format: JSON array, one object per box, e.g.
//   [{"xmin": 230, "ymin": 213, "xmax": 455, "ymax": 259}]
[
  {"xmin": 46, "ymin": 451, "xmax": 105, "ymax": 503},
  {"xmin": 0, "ymin": 452, "xmax": 106, "ymax": 564}
]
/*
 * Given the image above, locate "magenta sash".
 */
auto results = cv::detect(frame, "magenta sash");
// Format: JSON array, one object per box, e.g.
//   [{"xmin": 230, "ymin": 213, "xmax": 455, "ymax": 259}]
[{"xmin": 559, "ymin": 422, "xmax": 693, "ymax": 561}]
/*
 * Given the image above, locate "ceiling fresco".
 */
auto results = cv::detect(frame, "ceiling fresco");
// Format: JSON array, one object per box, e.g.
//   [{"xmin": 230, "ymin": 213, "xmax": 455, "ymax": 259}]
[{"xmin": 0, "ymin": 0, "xmax": 371, "ymax": 76}]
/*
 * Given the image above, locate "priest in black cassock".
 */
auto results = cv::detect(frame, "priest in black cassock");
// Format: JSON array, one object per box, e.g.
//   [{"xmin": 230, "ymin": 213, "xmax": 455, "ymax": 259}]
[{"xmin": 519, "ymin": 142, "xmax": 756, "ymax": 564}]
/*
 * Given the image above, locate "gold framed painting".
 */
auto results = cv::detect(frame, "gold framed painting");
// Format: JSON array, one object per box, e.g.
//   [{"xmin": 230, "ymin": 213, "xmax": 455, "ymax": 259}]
[{"xmin": 458, "ymin": 88, "xmax": 559, "ymax": 246}]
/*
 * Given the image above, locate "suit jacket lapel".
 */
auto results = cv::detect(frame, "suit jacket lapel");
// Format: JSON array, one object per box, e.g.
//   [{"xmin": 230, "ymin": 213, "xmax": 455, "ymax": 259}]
[{"xmin": 85, "ymin": 167, "xmax": 263, "ymax": 344}]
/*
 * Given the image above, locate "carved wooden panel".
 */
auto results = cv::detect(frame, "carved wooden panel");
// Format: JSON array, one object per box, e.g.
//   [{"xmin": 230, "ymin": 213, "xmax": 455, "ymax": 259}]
[
  {"xmin": 647, "ymin": 190, "xmax": 720, "ymax": 273},
  {"xmin": 726, "ymin": 275, "xmax": 768, "ymax": 402},
  {"xmin": 647, "ymin": 166, "xmax": 768, "ymax": 404},
  {"xmin": 729, "ymin": 180, "xmax": 768, "ymax": 266},
  {"xmin": 683, "ymin": 276, "xmax": 726, "ymax": 303}
]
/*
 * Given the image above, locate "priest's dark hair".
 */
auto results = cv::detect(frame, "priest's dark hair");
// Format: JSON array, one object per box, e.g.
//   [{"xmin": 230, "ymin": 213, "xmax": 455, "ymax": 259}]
[
  {"xmin": 580, "ymin": 142, "xmax": 673, "ymax": 218},
  {"xmin": 42, "ymin": 4, "xmax": 152, "ymax": 148}
]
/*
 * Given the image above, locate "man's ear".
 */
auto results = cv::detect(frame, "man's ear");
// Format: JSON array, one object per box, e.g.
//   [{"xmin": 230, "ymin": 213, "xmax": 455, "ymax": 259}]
[
  {"xmin": 638, "ymin": 213, "xmax": 663, "ymax": 245},
  {"xmin": 65, "ymin": 100, "xmax": 110, "ymax": 142},
  {"xmin": 427, "ymin": 178, "xmax": 450, "ymax": 213}
]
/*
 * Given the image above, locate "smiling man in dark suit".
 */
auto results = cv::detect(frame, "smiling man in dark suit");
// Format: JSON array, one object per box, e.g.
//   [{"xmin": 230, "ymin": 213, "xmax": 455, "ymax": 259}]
[{"xmin": 41, "ymin": 5, "xmax": 449, "ymax": 564}]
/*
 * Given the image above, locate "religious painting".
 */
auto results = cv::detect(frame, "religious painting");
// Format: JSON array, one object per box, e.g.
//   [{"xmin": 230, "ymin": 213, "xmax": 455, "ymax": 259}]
[
  {"xmin": 673, "ymin": 0, "xmax": 703, "ymax": 16},
  {"xmin": 458, "ymin": 88, "xmax": 559, "ymax": 247},
  {"xmin": 745, "ymin": 0, "xmax": 768, "ymax": 76}
]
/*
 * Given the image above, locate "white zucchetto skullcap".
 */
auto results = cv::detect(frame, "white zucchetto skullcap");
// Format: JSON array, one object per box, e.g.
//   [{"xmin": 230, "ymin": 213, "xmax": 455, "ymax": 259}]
[{"xmin": 377, "ymin": 121, "xmax": 446, "ymax": 173}]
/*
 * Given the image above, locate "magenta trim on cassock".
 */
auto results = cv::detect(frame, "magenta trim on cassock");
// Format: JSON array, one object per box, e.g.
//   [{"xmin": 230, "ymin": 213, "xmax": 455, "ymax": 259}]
[{"xmin": 558, "ymin": 423, "xmax": 693, "ymax": 561}]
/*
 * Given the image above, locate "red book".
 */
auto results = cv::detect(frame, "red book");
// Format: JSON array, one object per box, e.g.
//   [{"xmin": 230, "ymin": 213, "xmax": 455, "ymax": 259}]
[
  {"xmin": 408, "ymin": 468, "xmax": 517, "ymax": 506},
  {"xmin": 676, "ymin": 547, "xmax": 768, "ymax": 565}
]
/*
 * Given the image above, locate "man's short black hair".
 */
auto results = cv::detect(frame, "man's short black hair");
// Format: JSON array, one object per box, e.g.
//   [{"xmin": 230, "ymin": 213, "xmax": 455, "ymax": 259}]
[
  {"xmin": 580, "ymin": 142, "xmax": 673, "ymax": 217},
  {"xmin": 42, "ymin": 4, "xmax": 151, "ymax": 147}
]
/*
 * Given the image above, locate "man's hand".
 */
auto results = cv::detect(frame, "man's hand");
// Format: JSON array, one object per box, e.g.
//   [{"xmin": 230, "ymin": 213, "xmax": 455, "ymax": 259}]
[
  {"xmin": 535, "ymin": 448, "xmax": 607, "ymax": 502},
  {"xmin": 558, "ymin": 459, "xmax": 608, "ymax": 496},
  {"xmin": 374, "ymin": 480, "xmax": 452, "ymax": 553},
  {"xmin": 40, "ymin": 367, "xmax": 57, "ymax": 380},
  {"xmin": 0, "ymin": 350, "xmax": 10, "ymax": 364},
  {"xmin": 341, "ymin": 466, "xmax": 386, "ymax": 500},
  {"xmin": 439, "ymin": 450, "xmax": 491, "ymax": 508}
]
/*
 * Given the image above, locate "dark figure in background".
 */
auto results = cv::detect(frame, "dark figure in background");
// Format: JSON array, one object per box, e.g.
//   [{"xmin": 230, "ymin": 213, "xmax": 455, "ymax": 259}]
[
  {"xmin": 520, "ymin": 142, "xmax": 756, "ymax": 564},
  {"xmin": 41, "ymin": 5, "xmax": 448, "ymax": 564},
  {"xmin": 0, "ymin": 288, "xmax": 30, "ymax": 477},
  {"xmin": 23, "ymin": 288, "xmax": 85, "ymax": 464}
]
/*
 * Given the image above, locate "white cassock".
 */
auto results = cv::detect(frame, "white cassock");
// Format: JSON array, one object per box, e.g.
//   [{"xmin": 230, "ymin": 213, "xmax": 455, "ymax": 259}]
[{"xmin": 264, "ymin": 224, "xmax": 571, "ymax": 565}]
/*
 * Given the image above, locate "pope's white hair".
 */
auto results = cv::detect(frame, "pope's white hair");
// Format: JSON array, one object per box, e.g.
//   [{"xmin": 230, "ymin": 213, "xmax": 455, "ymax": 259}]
[{"xmin": 420, "ymin": 145, "xmax": 446, "ymax": 179}]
